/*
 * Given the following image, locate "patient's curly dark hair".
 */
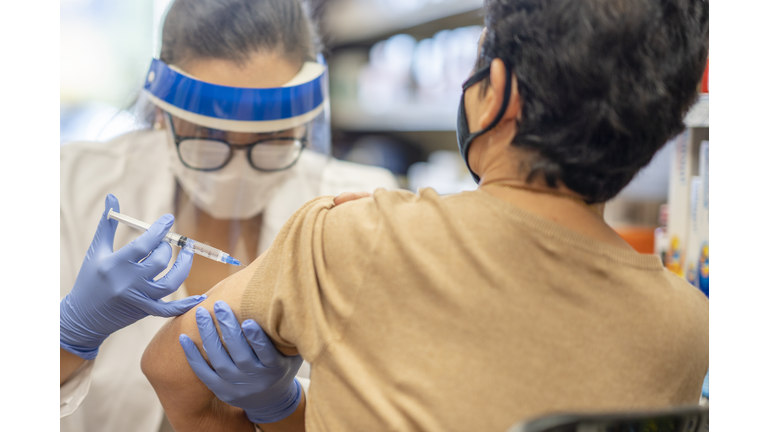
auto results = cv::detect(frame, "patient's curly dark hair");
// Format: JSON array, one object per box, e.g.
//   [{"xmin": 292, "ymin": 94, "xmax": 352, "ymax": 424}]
[{"xmin": 479, "ymin": 0, "xmax": 709, "ymax": 203}]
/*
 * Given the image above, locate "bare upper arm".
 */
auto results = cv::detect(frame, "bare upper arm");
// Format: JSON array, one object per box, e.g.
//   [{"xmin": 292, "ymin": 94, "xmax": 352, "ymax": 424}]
[
  {"xmin": 142, "ymin": 250, "xmax": 295, "ymax": 376},
  {"xmin": 143, "ymin": 193, "xmax": 369, "ymax": 387},
  {"xmin": 141, "ymin": 252, "xmax": 294, "ymax": 431}
]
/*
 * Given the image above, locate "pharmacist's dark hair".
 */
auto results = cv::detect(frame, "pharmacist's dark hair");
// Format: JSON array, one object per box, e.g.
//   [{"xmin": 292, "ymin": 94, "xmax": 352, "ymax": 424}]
[
  {"xmin": 479, "ymin": 0, "xmax": 709, "ymax": 203},
  {"xmin": 161, "ymin": 0, "xmax": 319, "ymax": 67}
]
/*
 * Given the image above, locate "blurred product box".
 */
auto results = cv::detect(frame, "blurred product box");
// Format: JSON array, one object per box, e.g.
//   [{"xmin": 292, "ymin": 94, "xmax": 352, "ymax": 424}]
[
  {"xmin": 666, "ymin": 131, "xmax": 709, "ymax": 297},
  {"xmin": 653, "ymin": 204, "xmax": 669, "ymax": 264},
  {"xmin": 684, "ymin": 176, "xmax": 703, "ymax": 288},
  {"xmin": 683, "ymin": 155, "xmax": 708, "ymax": 297},
  {"xmin": 665, "ymin": 131, "xmax": 694, "ymax": 276},
  {"xmin": 616, "ymin": 227, "xmax": 656, "ymax": 254},
  {"xmin": 698, "ymin": 142, "xmax": 709, "ymax": 295}
]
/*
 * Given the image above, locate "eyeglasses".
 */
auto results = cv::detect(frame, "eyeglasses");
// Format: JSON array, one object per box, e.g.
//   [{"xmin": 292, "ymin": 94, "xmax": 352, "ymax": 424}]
[{"xmin": 166, "ymin": 114, "xmax": 306, "ymax": 172}]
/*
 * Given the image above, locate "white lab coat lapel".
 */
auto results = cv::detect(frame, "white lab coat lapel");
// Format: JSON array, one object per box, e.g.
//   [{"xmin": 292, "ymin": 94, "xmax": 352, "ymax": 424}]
[{"xmin": 257, "ymin": 150, "xmax": 330, "ymax": 254}]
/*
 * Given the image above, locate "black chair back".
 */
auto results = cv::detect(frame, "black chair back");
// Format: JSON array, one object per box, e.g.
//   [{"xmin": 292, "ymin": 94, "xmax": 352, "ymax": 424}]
[{"xmin": 507, "ymin": 405, "xmax": 708, "ymax": 432}]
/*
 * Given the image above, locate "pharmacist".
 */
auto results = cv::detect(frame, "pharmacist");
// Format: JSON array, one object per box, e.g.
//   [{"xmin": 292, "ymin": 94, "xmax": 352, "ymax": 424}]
[{"xmin": 59, "ymin": 0, "xmax": 397, "ymax": 429}]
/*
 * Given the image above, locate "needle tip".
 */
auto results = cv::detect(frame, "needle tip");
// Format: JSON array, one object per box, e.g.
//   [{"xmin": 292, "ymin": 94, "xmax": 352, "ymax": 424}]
[{"xmin": 224, "ymin": 256, "xmax": 242, "ymax": 266}]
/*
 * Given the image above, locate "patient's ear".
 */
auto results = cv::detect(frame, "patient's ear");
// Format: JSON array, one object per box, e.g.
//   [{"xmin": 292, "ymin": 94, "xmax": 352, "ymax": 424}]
[{"xmin": 479, "ymin": 58, "xmax": 521, "ymax": 130}]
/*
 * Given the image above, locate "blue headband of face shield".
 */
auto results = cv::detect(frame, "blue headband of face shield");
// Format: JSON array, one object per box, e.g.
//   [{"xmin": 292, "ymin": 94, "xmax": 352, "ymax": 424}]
[{"xmin": 142, "ymin": 57, "xmax": 328, "ymax": 133}]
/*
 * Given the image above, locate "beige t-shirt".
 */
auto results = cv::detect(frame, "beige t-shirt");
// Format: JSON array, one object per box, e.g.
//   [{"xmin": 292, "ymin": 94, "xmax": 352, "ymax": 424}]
[{"xmin": 241, "ymin": 188, "xmax": 709, "ymax": 432}]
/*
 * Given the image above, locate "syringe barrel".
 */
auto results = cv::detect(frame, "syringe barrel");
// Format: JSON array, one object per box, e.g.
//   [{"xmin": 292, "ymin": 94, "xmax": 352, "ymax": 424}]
[
  {"xmin": 163, "ymin": 232, "xmax": 185, "ymax": 248},
  {"xmin": 107, "ymin": 209, "xmax": 240, "ymax": 265},
  {"xmin": 183, "ymin": 239, "xmax": 226, "ymax": 263}
]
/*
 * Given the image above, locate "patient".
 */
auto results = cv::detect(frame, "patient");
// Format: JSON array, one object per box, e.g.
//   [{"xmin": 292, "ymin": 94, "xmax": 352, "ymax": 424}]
[{"xmin": 141, "ymin": 0, "xmax": 710, "ymax": 431}]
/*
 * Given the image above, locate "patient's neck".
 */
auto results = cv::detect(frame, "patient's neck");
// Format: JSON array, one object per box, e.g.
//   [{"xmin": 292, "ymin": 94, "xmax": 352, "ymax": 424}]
[{"xmin": 472, "ymin": 136, "xmax": 629, "ymax": 250}]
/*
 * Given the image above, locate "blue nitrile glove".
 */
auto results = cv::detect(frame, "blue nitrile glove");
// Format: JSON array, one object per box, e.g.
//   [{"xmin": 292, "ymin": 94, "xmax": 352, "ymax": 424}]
[
  {"xmin": 180, "ymin": 301, "xmax": 303, "ymax": 424},
  {"xmin": 60, "ymin": 194, "xmax": 206, "ymax": 360}
]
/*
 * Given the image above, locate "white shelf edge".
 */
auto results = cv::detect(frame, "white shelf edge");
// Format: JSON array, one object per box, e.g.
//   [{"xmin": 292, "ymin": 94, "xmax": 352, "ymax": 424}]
[
  {"xmin": 332, "ymin": 100, "xmax": 458, "ymax": 132},
  {"xmin": 332, "ymin": 94, "xmax": 710, "ymax": 132},
  {"xmin": 684, "ymin": 95, "xmax": 709, "ymax": 128},
  {"xmin": 327, "ymin": 0, "xmax": 483, "ymax": 45}
]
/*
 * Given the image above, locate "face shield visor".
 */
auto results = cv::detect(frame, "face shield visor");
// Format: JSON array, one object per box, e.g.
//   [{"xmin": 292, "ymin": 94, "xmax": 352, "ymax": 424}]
[{"xmin": 142, "ymin": 56, "xmax": 331, "ymax": 220}]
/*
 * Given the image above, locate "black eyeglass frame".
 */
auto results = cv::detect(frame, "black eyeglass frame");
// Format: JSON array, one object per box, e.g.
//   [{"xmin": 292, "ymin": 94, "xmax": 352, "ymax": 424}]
[{"xmin": 165, "ymin": 113, "xmax": 307, "ymax": 172}]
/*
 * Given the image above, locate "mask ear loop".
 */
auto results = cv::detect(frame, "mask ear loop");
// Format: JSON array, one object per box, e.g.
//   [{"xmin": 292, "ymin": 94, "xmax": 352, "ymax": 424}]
[
  {"xmin": 464, "ymin": 64, "xmax": 512, "ymax": 141},
  {"xmin": 461, "ymin": 65, "xmax": 491, "ymax": 91},
  {"xmin": 461, "ymin": 62, "xmax": 514, "ymax": 181}
]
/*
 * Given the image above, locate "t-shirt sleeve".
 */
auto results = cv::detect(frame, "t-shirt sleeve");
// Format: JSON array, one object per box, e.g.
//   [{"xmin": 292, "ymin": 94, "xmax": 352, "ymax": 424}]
[{"xmin": 240, "ymin": 195, "xmax": 383, "ymax": 362}]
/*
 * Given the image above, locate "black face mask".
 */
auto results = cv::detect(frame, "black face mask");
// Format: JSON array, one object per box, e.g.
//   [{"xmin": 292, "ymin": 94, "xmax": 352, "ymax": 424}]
[{"xmin": 456, "ymin": 63, "xmax": 513, "ymax": 183}]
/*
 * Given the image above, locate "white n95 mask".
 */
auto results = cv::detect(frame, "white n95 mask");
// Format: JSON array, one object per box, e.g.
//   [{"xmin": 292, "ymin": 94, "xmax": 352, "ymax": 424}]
[{"xmin": 165, "ymin": 130, "xmax": 294, "ymax": 220}]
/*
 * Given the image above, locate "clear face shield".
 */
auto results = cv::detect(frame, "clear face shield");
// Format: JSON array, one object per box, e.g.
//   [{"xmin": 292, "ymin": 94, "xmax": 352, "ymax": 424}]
[{"xmin": 142, "ymin": 56, "xmax": 331, "ymax": 221}]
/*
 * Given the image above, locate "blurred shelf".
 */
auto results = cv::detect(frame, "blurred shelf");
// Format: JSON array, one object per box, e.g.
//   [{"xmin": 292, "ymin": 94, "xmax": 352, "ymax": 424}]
[
  {"xmin": 684, "ymin": 94, "xmax": 709, "ymax": 128},
  {"xmin": 333, "ymin": 93, "xmax": 710, "ymax": 133},
  {"xmin": 326, "ymin": 0, "xmax": 483, "ymax": 46},
  {"xmin": 332, "ymin": 100, "xmax": 459, "ymax": 132}
]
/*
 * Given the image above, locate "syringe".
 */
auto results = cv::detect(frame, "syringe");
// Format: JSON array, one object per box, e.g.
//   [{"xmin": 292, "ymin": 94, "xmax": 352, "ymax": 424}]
[{"xmin": 108, "ymin": 209, "xmax": 242, "ymax": 266}]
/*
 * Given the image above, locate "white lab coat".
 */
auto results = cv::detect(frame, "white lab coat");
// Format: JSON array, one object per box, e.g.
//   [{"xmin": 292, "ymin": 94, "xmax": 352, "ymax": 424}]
[{"xmin": 60, "ymin": 129, "xmax": 398, "ymax": 431}]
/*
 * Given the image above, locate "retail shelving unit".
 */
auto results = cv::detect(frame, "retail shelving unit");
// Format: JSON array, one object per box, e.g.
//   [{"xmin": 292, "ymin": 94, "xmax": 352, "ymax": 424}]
[
  {"xmin": 326, "ymin": 0, "xmax": 482, "ymax": 46},
  {"xmin": 606, "ymin": 95, "xmax": 708, "ymax": 232},
  {"xmin": 325, "ymin": 0, "xmax": 485, "ymax": 183},
  {"xmin": 332, "ymin": 100, "xmax": 457, "ymax": 132},
  {"xmin": 332, "ymin": 91, "xmax": 709, "ymax": 133},
  {"xmin": 684, "ymin": 95, "xmax": 709, "ymax": 128},
  {"xmin": 325, "ymin": 1, "xmax": 709, "ymax": 232}
]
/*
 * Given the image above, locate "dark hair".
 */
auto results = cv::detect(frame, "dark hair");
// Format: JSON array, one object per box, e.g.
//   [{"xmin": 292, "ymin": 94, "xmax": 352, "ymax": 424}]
[
  {"xmin": 161, "ymin": 0, "xmax": 319, "ymax": 67},
  {"xmin": 479, "ymin": 0, "xmax": 709, "ymax": 203}
]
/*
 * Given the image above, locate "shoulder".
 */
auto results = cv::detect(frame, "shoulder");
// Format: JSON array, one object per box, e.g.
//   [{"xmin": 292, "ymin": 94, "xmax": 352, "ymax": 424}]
[
  {"xmin": 272, "ymin": 193, "xmax": 381, "ymax": 244},
  {"xmin": 662, "ymin": 270, "xmax": 709, "ymax": 314},
  {"xmin": 61, "ymin": 129, "xmax": 162, "ymax": 159},
  {"xmin": 60, "ymin": 129, "xmax": 168, "ymax": 179},
  {"xmin": 325, "ymin": 157, "xmax": 395, "ymax": 181},
  {"xmin": 360, "ymin": 187, "xmax": 477, "ymax": 220},
  {"xmin": 61, "ymin": 129, "xmax": 170, "ymax": 193},
  {"xmin": 320, "ymin": 156, "xmax": 400, "ymax": 193},
  {"xmin": 661, "ymin": 269, "xmax": 709, "ymax": 307},
  {"xmin": 60, "ymin": 129, "xmax": 174, "ymax": 236},
  {"xmin": 659, "ymin": 270, "xmax": 709, "ymax": 371},
  {"xmin": 655, "ymin": 270, "xmax": 709, "ymax": 346},
  {"xmin": 325, "ymin": 187, "xmax": 476, "ymax": 218},
  {"xmin": 322, "ymin": 187, "xmax": 459, "ymax": 238},
  {"xmin": 281, "ymin": 195, "xmax": 338, "ymax": 232}
]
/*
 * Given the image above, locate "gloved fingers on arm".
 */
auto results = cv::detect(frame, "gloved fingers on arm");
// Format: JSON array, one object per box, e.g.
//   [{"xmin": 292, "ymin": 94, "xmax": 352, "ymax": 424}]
[
  {"xmin": 179, "ymin": 334, "xmax": 223, "ymax": 388},
  {"xmin": 141, "ymin": 294, "xmax": 207, "ymax": 318},
  {"xmin": 148, "ymin": 249, "xmax": 194, "ymax": 299},
  {"xmin": 241, "ymin": 319, "xmax": 287, "ymax": 368},
  {"xmin": 333, "ymin": 191, "xmax": 372, "ymax": 206},
  {"xmin": 196, "ymin": 307, "xmax": 241, "ymax": 380},
  {"xmin": 85, "ymin": 194, "xmax": 121, "ymax": 259},
  {"xmin": 114, "ymin": 214, "xmax": 175, "ymax": 263},
  {"xmin": 213, "ymin": 301, "xmax": 264, "ymax": 373}
]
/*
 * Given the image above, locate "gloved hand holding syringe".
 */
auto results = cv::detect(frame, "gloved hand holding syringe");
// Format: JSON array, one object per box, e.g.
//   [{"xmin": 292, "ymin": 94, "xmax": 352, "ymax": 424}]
[{"xmin": 108, "ymin": 209, "xmax": 242, "ymax": 266}]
